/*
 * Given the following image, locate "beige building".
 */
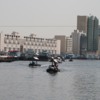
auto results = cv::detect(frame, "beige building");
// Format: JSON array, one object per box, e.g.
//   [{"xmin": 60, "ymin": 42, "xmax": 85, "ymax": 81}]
[
  {"xmin": 77, "ymin": 16, "xmax": 88, "ymax": 33},
  {"xmin": 55, "ymin": 35, "xmax": 67, "ymax": 54},
  {"xmin": 66, "ymin": 37, "xmax": 72, "ymax": 54},
  {"xmin": 0, "ymin": 32, "xmax": 61, "ymax": 54}
]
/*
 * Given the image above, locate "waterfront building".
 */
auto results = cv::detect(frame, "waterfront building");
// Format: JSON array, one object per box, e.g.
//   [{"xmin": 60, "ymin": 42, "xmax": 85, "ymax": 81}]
[
  {"xmin": 71, "ymin": 30, "xmax": 81, "ymax": 55},
  {"xmin": 80, "ymin": 33, "xmax": 87, "ymax": 56},
  {"xmin": 97, "ymin": 35, "xmax": 100, "ymax": 55},
  {"xmin": 66, "ymin": 37, "xmax": 73, "ymax": 54},
  {"xmin": 77, "ymin": 15, "xmax": 99, "ymax": 53},
  {"xmin": 87, "ymin": 16, "xmax": 99, "ymax": 52},
  {"xmin": 77, "ymin": 16, "xmax": 88, "ymax": 33},
  {"xmin": 54, "ymin": 35, "xmax": 67, "ymax": 54},
  {"xmin": 98, "ymin": 25, "xmax": 100, "ymax": 35},
  {"xmin": 93, "ymin": 17, "xmax": 99, "ymax": 51},
  {"xmin": 0, "ymin": 32, "xmax": 61, "ymax": 54}
]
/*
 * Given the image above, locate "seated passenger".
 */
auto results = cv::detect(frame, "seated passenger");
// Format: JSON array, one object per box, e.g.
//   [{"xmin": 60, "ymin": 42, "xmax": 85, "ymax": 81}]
[{"xmin": 32, "ymin": 61, "xmax": 35, "ymax": 65}]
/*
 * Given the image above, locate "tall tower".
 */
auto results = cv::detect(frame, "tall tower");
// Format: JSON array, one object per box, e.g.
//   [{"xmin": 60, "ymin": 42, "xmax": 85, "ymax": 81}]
[
  {"xmin": 87, "ymin": 16, "xmax": 94, "ymax": 51},
  {"xmin": 87, "ymin": 16, "xmax": 99, "ymax": 52},
  {"xmin": 77, "ymin": 16, "xmax": 88, "ymax": 33},
  {"xmin": 93, "ymin": 17, "xmax": 99, "ymax": 51},
  {"xmin": 72, "ymin": 30, "xmax": 81, "ymax": 55}
]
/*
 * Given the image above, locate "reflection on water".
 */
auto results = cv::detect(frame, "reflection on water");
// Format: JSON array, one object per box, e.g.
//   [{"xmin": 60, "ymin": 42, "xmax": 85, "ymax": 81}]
[{"xmin": 0, "ymin": 60, "xmax": 100, "ymax": 100}]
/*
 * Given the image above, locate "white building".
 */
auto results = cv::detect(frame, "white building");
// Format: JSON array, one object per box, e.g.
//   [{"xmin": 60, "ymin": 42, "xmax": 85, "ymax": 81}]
[
  {"xmin": 72, "ymin": 30, "xmax": 81, "ymax": 55},
  {"xmin": 0, "ymin": 32, "xmax": 61, "ymax": 54}
]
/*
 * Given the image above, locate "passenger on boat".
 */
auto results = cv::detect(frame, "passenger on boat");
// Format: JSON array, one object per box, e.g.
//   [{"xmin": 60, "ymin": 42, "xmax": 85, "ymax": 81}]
[
  {"xmin": 53, "ymin": 59, "xmax": 58, "ymax": 69},
  {"xmin": 32, "ymin": 61, "xmax": 35, "ymax": 65}
]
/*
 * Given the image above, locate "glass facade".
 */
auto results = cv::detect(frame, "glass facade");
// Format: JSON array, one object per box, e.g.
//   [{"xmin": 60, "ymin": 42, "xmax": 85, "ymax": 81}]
[
  {"xmin": 87, "ymin": 16, "xmax": 99, "ymax": 52},
  {"xmin": 93, "ymin": 17, "xmax": 99, "ymax": 51}
]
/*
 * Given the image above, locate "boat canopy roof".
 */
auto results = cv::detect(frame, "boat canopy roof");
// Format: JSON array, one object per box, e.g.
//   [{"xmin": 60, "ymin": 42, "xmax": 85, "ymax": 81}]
[
  {"xmin": 53, "ymin": 59, "xmax": 58, "ymax": 63},
  {"xmin": 33, "ymin": 57, "xmax": 39, "ymax": 60}
]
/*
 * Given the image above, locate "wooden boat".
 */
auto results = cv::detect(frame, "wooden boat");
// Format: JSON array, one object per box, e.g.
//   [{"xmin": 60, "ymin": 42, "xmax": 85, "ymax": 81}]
[
  {"xmin": 0, "ymin": 55, "xmax": 14, "ymax": 62},
  {"xmin": 46, "ymin": 65, "xmax": 60, "ymax": 73},
  {"xmin": 47, "ymin": 58, "xmax": 60, "ymax": 73},
  {"xmin": 69, "ymin": 57, "xmax": 73, "ymax": 62},
  {"xmin": 29, "ymin": 62, "xmax": 41, "ymax": 67},
  {"xmin": 29, "ymin": 57, "xmax": 41, "ymax": 67}
]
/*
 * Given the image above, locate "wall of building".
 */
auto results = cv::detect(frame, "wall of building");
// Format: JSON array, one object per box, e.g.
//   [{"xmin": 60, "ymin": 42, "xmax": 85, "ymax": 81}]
[
  {"xmin": 97, "ymin": 35, "xmax": 100, "ymax": 55},
  {"xmin": 66, "ymin": 37, "xmax": 72, "ymax": 54},
  {"xmin": 87, "ymin": 16, "xmax": 99, "ymax": 52},
  {"xmin": 55, "ymin": 35, "xmax": 67, "ymax": 54},
  {"xmin": 0, "ymin": 32, "xmax": 61, "ymax": 55},
  {"xmin": 77, "ymin": 16, "xmax": 88, "ymax": 33},
  {"xmin": 72, "ymin": 30, "xmax": 81, "ymax": 55},
  {"xmin": 0, "ymin": 33, "xmax": 5, "ymax": 51},
  {"xmin": 80, "ymin": 33, "xmax": 87, "ymax": 55}
]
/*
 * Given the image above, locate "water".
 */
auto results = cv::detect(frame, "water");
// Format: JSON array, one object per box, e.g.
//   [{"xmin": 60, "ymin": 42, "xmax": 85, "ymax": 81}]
[{"xmin": 0, "ymin": 60, "xmax": 100, "ymax": 100}]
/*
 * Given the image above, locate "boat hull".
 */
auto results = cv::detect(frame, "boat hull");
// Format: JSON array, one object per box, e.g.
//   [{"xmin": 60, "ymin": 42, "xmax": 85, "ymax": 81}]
[
  {"xmin": 46, "ymin": 65, "xmax": 60, "ymax": 73},
  {"xmin": 29, "ymin": 63, "xmax": 41, "ymax": 67}
]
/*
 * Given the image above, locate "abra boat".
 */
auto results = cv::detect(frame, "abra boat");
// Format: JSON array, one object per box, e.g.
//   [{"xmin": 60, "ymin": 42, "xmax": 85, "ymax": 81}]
[
  {"xmin": 69, "ymin": 57, "xmax": 73, "ymax": 62},
  {"xmin": 46, "ymin": 58, "xmax": 60, "ymax": 73},
  {"xmin": 29, "ymin": 57, "xmax": 41, "ymax": 67},
  {"xmin": 46, "ymin": 65, "xmax": 60, "ymax": 73}
]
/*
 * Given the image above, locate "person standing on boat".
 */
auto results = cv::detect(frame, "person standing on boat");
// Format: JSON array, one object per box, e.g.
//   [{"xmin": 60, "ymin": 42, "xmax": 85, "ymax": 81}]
[{"xmin": 53, "ymin": 59, "xmax": 58, "ymax": 69}]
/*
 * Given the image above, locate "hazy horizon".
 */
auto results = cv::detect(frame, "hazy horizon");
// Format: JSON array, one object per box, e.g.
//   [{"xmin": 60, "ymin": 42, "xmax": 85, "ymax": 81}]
[{"xmin": 0, "ymin": 0, "xmax": 100, "ymax": 38}]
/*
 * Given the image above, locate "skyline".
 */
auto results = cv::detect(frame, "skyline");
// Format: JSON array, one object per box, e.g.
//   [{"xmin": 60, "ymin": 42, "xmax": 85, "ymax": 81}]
[{"xmin": 0, "ymin": 0, "xmax": 100, "ymax": 38}]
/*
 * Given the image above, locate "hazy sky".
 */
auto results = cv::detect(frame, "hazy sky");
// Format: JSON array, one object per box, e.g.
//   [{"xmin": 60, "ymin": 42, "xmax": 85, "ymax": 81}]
[{"xmin": 0, "ymin": 0, "xmax": 100, "ymax": 38}]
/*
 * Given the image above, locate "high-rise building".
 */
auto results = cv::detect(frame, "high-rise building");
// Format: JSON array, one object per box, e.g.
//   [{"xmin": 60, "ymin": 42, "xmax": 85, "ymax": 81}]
[
  {"xmin": 80, "ymin": 33, "xmax": 87, "ymax": 55},
  {"xmin": 71, "ymin": 30, "xmax": 81, "ymax": 55},
  {"xmin": 87, "ymin": 16, "xmax": 94, "ymax": 51},
  {"xmin": 77, "ymin": 16, "xmax": 88, "ymax": 33},
  {"xmin": 87, "ymin": 16, "xmax": 99, "ymax": 52},
  {"xmin": 77, "ymin": 15, "xmax": 99, "ymax": 53},
  {"xmin": 97, "ymin": 35, "xmax": 100, "ymax": 55},
  {"xmin": 93, "ymin": 17, "xmax": 99, "ymax": 51},
  {"xmin": 98, "ymin": 25, "xmax": 100, "ymax": 35},
  {"xmin": 66, "ymin": 37, "xmax": 72, "ymax": 54}
]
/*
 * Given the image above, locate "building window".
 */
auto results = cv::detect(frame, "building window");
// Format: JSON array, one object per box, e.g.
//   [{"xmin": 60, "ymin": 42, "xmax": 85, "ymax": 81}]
[
  {"xmin": 4, "ymin": 47, "xmax": 6, "ymax": 51},
  {"xmin": 27, "ymin": 42, "xmax": 29, "ymax": 45},
  {"xmin": 24, "ymin": 48, "xmax": 26, "ymax": 52},
  {"xmin": 13, "ymin": 48, "xmax": 15, "ymax": 50},
  {"xmin": 9, "ymin": 47, "xmax": 11, "ymax": 51},
  {"xmin": 4, "ymin": 40, "xmax": 7, "ymax": 43},
  {"xmin": 7, "ymin": 36, "xmax": 9, "ymax": 39},
  {"xmin": 13, "ymin": 41, "xmax": 15, "ymax": 44},
  {"xmin": 35, "ymin": 49, "xmax": 37, "ymax": 53},
  {"xmin": 35, "ymin": 43, "xmax": 37, "ymax": 46},
  {"xmin": 9, "ymin": 41, "xmax": 11, "ymax": 44},
  {"xmin": 55, "ymin": 50, "xmax": 56, "ymax": 54}
]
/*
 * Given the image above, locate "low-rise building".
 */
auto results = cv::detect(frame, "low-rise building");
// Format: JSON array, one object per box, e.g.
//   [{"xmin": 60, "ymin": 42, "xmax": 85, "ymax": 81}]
[{"xmin": 0, "ymin": 32, "xmax": 61, "ymax": 54}]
